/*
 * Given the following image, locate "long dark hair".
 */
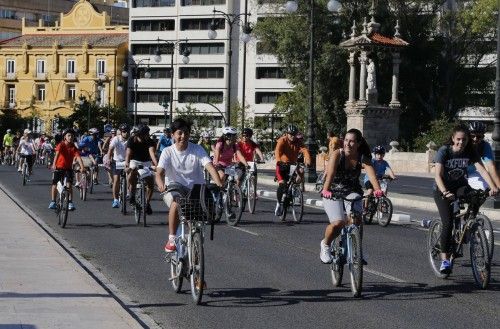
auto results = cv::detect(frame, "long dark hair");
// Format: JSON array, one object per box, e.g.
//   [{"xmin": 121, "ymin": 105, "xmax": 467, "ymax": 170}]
[
  {"xmin": 445, "ymin": 123, "xmax": 475, "ymax": 156},
  {"xmin": 345, "ymin": 128, "xmax": 372, "ymax": 159}
]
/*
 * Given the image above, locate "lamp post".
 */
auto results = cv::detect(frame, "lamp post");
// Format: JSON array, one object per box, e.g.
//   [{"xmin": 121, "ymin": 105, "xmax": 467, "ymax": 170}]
[
  {"xmin": 492, "ymin": 10, "xmax": 500, "ymax": 208},
  {"xmin": 208, "ymin": 8, "xmax": 252, "ymax": 127},
  {"xmin": 121, "ymin": 59, "xmax": 151, "ymax": 126},
  {"xmin": 159, "ymin": 100, "xmax": 169, "ymax": 128},
  {"xmin": 285, "ymin": 0, "xmax": 341, "ymax": 183},
  {"xmin": 79, "ymin": 90, "xmax": 102, "ymax": 131},
  {"xmin": 153, "ymin": 38, "xmax": 190, "ymax": 126}
]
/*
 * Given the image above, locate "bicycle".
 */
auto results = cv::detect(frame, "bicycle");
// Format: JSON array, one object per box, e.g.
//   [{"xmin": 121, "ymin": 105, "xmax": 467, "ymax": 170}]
[
  {"xmin": 165, "ymin": 184, "xmax": 217, "ymax": 304},
  {"xmin": 115, "ymin": 161, "xmax": 127, "ymax": 215},
  {"xmin": 20, "ymin": 155, "xmax": 30, "ymax": 186},
  {"xmin": 278, "ymin": 162, "xmax": 304, "ymax": 223},
  {"xmin": 77, "ymin": 167, "xmax": 91, "ymax": 201},
  {"xmin": 363, "ymin": 175, "xmax": 393, "ymax": 227},
  {"xmin": 241, "ymin": 160, "xmax": 264, "ymax": 214},
  {"xmin": 54, "ymin": 171, "xmax": 70, "ymax": 228},
  {"xmin": 326, "ymin": 192, "xmax": 365, "ymax": 297},
  {"xmin": 133, "ymin": 165, "xmax": 153, "ymax": 226},
  {"xmin": 216, "ymin": 164, "xmax": 244, "ymax": 226},
  {"xmin": 427, "ymin": 188, "xmax": 492, "ymax": 289}
]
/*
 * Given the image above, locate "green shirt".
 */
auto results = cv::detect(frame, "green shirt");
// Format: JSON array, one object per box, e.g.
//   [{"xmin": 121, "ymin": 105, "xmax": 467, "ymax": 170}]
[{"xmin": 3, "ymin": 133, "xmax": 13, "ymax": 147}]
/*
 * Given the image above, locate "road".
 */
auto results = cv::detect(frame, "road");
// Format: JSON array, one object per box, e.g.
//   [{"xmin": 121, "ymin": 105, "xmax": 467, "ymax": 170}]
[{"xmin": 1, "ymin": 164, "xmax": 499, "ymax": 329}]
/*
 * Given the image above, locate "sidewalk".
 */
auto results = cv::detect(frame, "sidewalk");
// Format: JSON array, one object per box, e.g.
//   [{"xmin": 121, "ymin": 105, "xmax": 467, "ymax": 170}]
[{"xmin": 0, "ymin": 188, "xmax": 151, "ymax": 328}]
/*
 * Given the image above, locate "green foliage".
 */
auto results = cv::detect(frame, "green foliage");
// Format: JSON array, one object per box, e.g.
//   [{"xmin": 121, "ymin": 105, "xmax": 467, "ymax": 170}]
[
  {"xmin": 66, "ymin": 102, "xmax": 131, "ymax": 132},
  {"xmin": 176, "ymin": 104, "xmax": 212, "ymax": 137},
  {"xmin": 413, "ymin": 115, "xmax": 457, "ymax": 152},
  {"xmin": 231, "ymin": 101, "xmax": 254, "ymax": 130},
  {"xmin": 0, "ymin": 109, "xmax": 28, "ymax": 136},
  {"xmin": 459, "ymin": 0, "xmax": 498, "ymax": 34}
]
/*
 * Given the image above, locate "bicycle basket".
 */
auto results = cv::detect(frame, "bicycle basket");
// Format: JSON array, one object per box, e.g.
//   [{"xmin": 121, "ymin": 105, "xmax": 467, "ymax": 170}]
[{"xmin": 177, "ymin": 185, "xmax": 216, "ymax": 223}]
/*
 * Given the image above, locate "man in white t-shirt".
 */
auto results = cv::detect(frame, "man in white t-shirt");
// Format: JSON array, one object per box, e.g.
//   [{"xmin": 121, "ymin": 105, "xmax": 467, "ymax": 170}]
[
  {"xmin": 155, "ymin": 118, "xmax": 223, "ymax": 253},
  {"xmin": 107, "ymin": 124, "xmax": 130, "ymax": 208}
]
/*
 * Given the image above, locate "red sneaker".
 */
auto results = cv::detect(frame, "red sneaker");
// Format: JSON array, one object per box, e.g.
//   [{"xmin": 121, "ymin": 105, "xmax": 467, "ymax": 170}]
[{"xmin": 164, "ymin": 240, "xmax": 176, "ymax": 253}]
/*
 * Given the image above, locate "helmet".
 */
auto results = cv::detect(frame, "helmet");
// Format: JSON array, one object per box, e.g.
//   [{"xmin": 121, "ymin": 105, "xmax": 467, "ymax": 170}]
[
  {"xmin": 23, "ymin": 129, "xmax": 31, "ymax": 134},
  {"xmin": 242, "ymin": 128, "xmax": 253, "ymax": 137},
  {"xmin": 6, "ymin": 129, "xmax": 11, "ymax": 133},
  {"xmin": 110, "ymin": 128, "xmax": 117, "ymax": 134},
  {"xmin": 164, "ymin": 127, "xmax": 172, "ymax": 133},
  {"xmin": 201, "ymin": 131, "xmax": 210, "ymax": 138},
  {"xmin": 468, "ymin": 121, "xmax": 486, "ymax": 134},
  {"xmin": 62, "ymin": 128, "xmax": 75, "ymax": 136},
  {"xmin": 222, "ymin": 126, "xmax": 237, "ymax": 136},
  {"xmin": 137, "ymin": 123, "xmax": 150, "ymax": 136},
  {"xmin": 373, "ymin": 145, "xmax": 386, "ymax": 154},
  {"xmin": 130, "ymin": 126, "xmax": 139, "ymax": 134},
  {"xmin": 285, "ymin": 124, "xmax": 299, "ymax": 136},
  {"xmin": 119, "ymin": 123, "xmax": 130, "ymax": 133},
  {"xmin": 89, "ymin": 128, "xmax": 99, "ymax": 135}
]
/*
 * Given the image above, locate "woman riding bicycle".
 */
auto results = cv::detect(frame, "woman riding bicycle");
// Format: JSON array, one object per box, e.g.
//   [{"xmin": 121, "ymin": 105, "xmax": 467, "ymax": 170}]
[
  {"xmin": 213, "ymin": 126, "xmax": 248, "ymax": 183},
  {"xmin": 319, "ymin": 129, "xmax": 383, "ymax": 264},
  {"xmin": 17, "ymin": 129, "xmax": 36, "ymax": 176},
  {"xmin": 433, "ymin": 124, "xmax": 497, "ymax": 274}
]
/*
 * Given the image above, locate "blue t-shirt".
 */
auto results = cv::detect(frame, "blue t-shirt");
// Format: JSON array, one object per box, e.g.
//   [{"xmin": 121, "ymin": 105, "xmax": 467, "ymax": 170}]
[
  {"xmin": 363, "ymin": 159, "xmax": 390, "ymax": 183},
  {"xmin": 79, "ymin": 136, "xmax": 100, "ymax": 155},
  {"xmin": 158, "ymin": 134, "xmax": 173, "ymax": 153},
  {"xmin": 467, "ymin": 140, "xmax": 493, "ymax": 175}
]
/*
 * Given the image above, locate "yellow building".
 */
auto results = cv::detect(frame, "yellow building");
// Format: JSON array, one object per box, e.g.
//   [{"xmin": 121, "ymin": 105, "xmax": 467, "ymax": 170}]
[{"xmin": 0, "ymin": 0, "xmax": 128, "ymax": 133}]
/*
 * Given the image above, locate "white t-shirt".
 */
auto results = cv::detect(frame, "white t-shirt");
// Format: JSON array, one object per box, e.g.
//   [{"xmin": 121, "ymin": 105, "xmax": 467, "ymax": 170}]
[
  {"xmin": 158, "ymin": 142, "xmax": 211, "ymax": 189},
  {"xmin": 109, "ymin": 135, "xmax": 127, "ymax": 162},
  {"xmin": 19, "ymin": 138, "xmax": 35, "ymax": 155}
]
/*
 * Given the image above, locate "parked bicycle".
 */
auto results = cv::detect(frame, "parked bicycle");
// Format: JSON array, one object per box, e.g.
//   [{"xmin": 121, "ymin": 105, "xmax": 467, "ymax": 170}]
[
  {"xmin": 278, "ymin": 162, "xmax": 304, "ymax": 223},
  {"xmin": 427, "ymin": 188, "xmax": 492, "ymax": 289},
  {"xmin": 165, "ymin": 184, "xmax": 217, "ymax": 304},
  {"xmin": 54, "ymin": 172, "xmax": 70, "ymax": 228},
  {"xmin": 215, "ymin": 164, "xmax": 243, "ymax": 226},
  {"xmin": 241, "ymin": 160, "xmax": 264, "ymax": 214},
  {"xmin": 363, "ymin": 175, "xmax": 393, "ymax": 227},
  {"xmin": 133, "ymin": 165, "xmax": 153, "ymax": 226}
]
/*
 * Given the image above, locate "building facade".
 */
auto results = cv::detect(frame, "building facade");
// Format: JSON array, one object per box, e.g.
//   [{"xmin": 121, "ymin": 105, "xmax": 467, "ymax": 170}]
[
  {"xmin": 127, "ymin": 0, "xmax": 291, "ymax": 131},
  {"xmin": 0, "ymin": 0, "xmax": 128, "ymax": 133}
]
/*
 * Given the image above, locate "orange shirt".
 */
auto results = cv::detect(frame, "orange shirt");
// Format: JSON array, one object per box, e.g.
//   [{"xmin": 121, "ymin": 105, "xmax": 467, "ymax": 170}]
[
  {"xmin": 274, "ymin": 136, "xmax": 311, "ymax": 164},
  {"xmin": 55, "ymin": 141, "xmax": 80, "ymax": 170},
  {"xmin": 329, "ymin": 136, "xmax": 342, "ymax": 153}
]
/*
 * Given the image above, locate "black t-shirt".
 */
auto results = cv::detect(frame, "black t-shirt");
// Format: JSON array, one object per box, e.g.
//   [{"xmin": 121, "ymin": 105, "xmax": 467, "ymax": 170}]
[
  {"xmin": 127, "ymin": 136, "xmax": 155, "ymax": 162},
  {"xmin": 331, "ymin": 150, "xmax": 370, "ymax": 195},
  {"xmin": 434, "ymin": 144, "xmax": 480, "ymax": 192}
]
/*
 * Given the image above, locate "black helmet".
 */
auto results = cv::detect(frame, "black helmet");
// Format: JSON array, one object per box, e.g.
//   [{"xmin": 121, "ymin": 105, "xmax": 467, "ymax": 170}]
[
  {"xmin": 119, "ymin": 123, "xmax": 130, "ymax": 133},
  {"xmin": 242, "ymin": 128, "xmax": 253, "ymax": 137},
  {"xmin": 137, "ymin": 123, "xmax": 150, "ymax": 136},
  {"xmin": 468, "ymin": 121, "xmax": 486, "ymax": 134},
  {"xmin": 62, "ymin": 128, "xmax": 75, "ymax": 136},
  {"xmin": 373, "ymin": 145, "xmax": 386, "ymax": 154},
  {"xmin": 285, "ymin": 124, "xmax": 299, "ymax": 136}
]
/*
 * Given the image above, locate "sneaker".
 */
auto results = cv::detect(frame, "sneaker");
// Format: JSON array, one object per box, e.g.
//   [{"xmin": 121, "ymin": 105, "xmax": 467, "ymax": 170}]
[
  {"xmin": 274, "ymin": 202, "xmax": 283, "ymax": 216},
  {"xmin": 320, "ymin": 240, "xmax": 333, "ymax": 264},
  {"xmin": 439, "ymin": 260, "xmax": 452, "ymax": 274},
  {"xmin": 164, "ymin": 239, "xmax": 176, "ymax": 253},
  {"xmin": 48, "ymin": 201, "xmax": 57, "ymax": 209},
  {"xmin": 146, "ymin": 203, "xmax": 153, "ymax": 215},
  {"xmin": 17, "ymin": 168, "xmax": 21, "ymax": 172},
  {"xmin": 68, "ymin": 202, "xmax": 76, "ymax": 211},
  {"xmin": 74, "ymin": 181, "xmax": 80, "ymax": 187},
  {"xmin": 112, "ymin": 200, "xmax": 120, "ymax": 208}
]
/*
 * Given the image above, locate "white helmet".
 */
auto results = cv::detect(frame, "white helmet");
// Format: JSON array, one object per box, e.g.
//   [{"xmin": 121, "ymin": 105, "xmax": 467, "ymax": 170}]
[
  {"xmin": 201, "ymin": 131, "xmax": 210, "ymax": 138},
  {"xmin": 24, "ymin": 129, "xmax": 31, "ymax": 134},
  {"xmin": 222, "ymin": 126, "xmax": 237, "ymax": 135},
  {"xmin": 89, "ymin": 128, "xmax": 99, "ymax": 135}
]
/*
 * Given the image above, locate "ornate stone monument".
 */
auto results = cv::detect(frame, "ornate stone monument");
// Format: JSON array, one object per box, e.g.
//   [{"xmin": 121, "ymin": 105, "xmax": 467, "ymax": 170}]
[{"xmin": 339, "ymin": 1, "xmax": 408, "ymax": 148}]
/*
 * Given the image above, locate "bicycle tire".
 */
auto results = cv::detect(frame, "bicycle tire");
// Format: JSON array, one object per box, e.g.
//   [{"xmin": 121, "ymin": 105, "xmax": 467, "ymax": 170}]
[
  {"xmin": 170, "ymin": 252, "xmax": 184, "ymax": 293},
  {"xmin": 291, "ymin": 185, "xmax": 304, "ymax": 223},
  {"xmin": 377, "ymin": 197, "xmax": 393, "ymax": 227},
  {"xmin": 22, "ymin": 163, "xmax": 27, "ymax": 186},
  {"xmin": 134, "ymin": 184, "xmax": 143, "ymax": 225},
  {"xmin": 248, "ymin": 175, "xmax": 257, "ymax": 214},
  {"xmin": 363, "ymin": 197, "xmax": 375, "ymax": 225},
  {"xmin": 120, "ymin": 176, "xmax": 127, "ymax": 215},
  {"xmin": 89, "ymin": 168, "xmax": 94, "ymax": 194},
  {"xmin": 427, "ymin": 220, "xmax": 448, "ymax": 278},
  {"xmin": 475, "ymin": 214, "xmax": 494, "ymax": 260},
  {"xmin": 330, "ymin": 235, "xmax": 344, "ymax": 287},
  {"xmin": 59, "ymin": 191, "xmax": 69, "ymax": 228},
  {"xmin": 348, "ymin": 226, "xmax": 363, "ymax": 297},
  {"xmin": 142, "ymin": 184, "xmax": 147, "ymax": 227},
  {"xmin": 225, "ymin": 183, "xmax": 243, "ymax": 226},
  {"xmin": 280, "ymin": 193, "xmax": 289, "ymax": 222},
  {"xmin": 469, "ymin": 223, "xmax": 490, "ymax": 289},
  {"xmin": 190, "ymin": 231, "xmax": 205, "ymax": 304}
]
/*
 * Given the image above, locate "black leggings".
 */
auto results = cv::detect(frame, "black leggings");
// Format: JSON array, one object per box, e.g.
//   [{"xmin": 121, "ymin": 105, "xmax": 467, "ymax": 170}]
[{"xmin": 433, "ymin": 189, "xmax": 456, "ymax": 253}]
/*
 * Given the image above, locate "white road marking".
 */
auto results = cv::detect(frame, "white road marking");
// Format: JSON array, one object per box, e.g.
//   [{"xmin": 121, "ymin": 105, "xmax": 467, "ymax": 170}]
[
  {"xmin": 230, "ymin": 226, "xmax": 259, "ymax": 236},
  {"xmin": 365, "ymin": 268, "xmax": 407, "ymax": 283}
]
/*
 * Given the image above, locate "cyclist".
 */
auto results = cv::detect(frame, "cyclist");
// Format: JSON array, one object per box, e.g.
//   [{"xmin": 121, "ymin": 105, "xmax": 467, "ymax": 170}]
[
  {"xmin": 12, "ymin": 131, "xmax": 21, "ymax": 164},
  {"xmin": 48, "ymin": 128, "xmax": 85, "ymax": 211},
  {"xmin": 433, "ymin": 124, "xmax": 497, "ymax": 274},
  {"xmin": 157, "ymin": 127, "xmax": 173, "ymax": 158},
  {"xmin": 156, "ymin": 118, "xmax": 223, "ymax": 253},
  {"xmin": 238, "ymin": 128, "xmax": 265, "ymax": 163},
  {"xmin": 319, "ymin": 128, "xmax": 383, "ymax": 264},
  {"xmin": 107, "ymin": 123, "xmax": 130, "ymax": 208},
  {"xmin": 3, "ymin": 129, "xmax": 14, "ymax": 163},
  {"xmin": 198, "ymin": 131, "xmax": 213, "ymax": 156},
  {"xmin": 16, "ymin": 129, "xmax": 36, "ymax": 177},
  {"xmin": 362, "ymin": 145, "xmax": 396, "ymax": 212},
  {"xmin": 274, "ymin": 124, "xmax": 311, "ymax": 216},
  {"xmin": 328, "ymin": 130, "xmax": 342, "ymax": 154},
  {"xmin": 101, "ymin": 131, "xmax": 113, "ymax": 186},
  {"xmin": 74, "ymin": 137, "xmax": 96, "ymax": 189},
  {"xmin": 466, "ymin": 121, "xmax": 500, "ymax": 190},
  {"xmin": 79, "ymin": 128, "xmax": 102, "ymax": 185},
  {"xmin": 213, "ymin": 126, "xmax": 248, "ymax": 182},
  {"xmin": 125, "ymin": 123, "xmax": 158, "ymax": 215}
]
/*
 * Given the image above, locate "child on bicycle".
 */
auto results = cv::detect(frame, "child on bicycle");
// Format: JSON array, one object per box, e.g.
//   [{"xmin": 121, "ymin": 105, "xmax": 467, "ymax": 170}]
[
  {"xmin": 74, "ymin": 142, "xmax": 96, "ymax": 189},
  {"xmin": 48, "ymin": 128, "xmax": 85, "ymax": 211},
  {"xmin": 362, "ymin": 145, "xmax": 396, "ymax": 212}
]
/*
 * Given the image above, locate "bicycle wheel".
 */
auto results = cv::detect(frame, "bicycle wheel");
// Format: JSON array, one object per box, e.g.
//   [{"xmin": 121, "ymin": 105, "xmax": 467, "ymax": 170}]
[
  {"xmin": 248, "ymin": 175, "xmax": 257, "ymax": 214},
  {"xmin": 22, "ymin": 163, "xmax": 27, "ymax": 186},
  {"xmin": 89, "ymin": 168, "xmax": 94, "ymax": 194},
  {"xmin": 469, "ymin": 223, "xmax": 490, "ymax": 289},
  {"xmin": 134, "ymin": 185, "xmax": 143, "ymax": 225},
  {"xmin": 291, "ymin": 185, "xmax": 304, "ymax": 223},
  {"xmin": 476, "ymin": 214, "xmax": 494, "ymax": 260},
  {"xmin": 120, "ymin": 176, "xmax": 127, "ymax": 215},
  {"xmin": 363, "ymin": 197, "xmax": 375, "ymax": 225},
  {"xmin": 170, "ymin": 251, "xmax": 184, "ymax": 293},
  {"xmin": 141, "ymin": 184, "xmax": 147, "ymax": 227},
  {"xmin": 225, "ymin": 183, "xmax": 243, "ymax": 226},
  {"xmin": 330, "ymin": 236, "xmax": 344, "ymax": 287},
  {"xmin": 280, "ymin": 193, "xmax": 289, "ymax": 222},
  {"xmin": 376, "ymin": 197, "xmax": 393, "ymax": 227},
  {"xmin": 427, "ymin": 220, "xmax": 447, "ymax": 278},
  {"xmin": 59, "ymin": 191, "xmax": 69, "ymax": 228},
  {"xmin": 348, "ymin": 226, "xmax": 363, "ymax": 297},
  {"xmin": 190, "ymin": 231, "xmax": 205, "ymax": 304}
]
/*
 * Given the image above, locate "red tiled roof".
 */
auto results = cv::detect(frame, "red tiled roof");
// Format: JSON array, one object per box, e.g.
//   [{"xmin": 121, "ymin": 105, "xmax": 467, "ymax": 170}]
[
  {"xmin": 370, "ymin": 32, "xmax": 408, "ymax": 47},
  {"xmin": 340, "ymin": 32, "xmax": 408, "ymax": 48},
  {"xmin": 0, "ymin": 33, "xmax": 128, "ymax": 48}
]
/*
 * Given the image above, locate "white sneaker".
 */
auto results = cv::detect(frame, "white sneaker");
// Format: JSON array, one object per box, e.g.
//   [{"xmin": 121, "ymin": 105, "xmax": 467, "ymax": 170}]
[
  {"xmin": 320, "ymin": 240, "xmax": 333, "ymax": 264},
  {"xmin": 274, "ymin": 202, "xmax": 283, "ymax": 216}
]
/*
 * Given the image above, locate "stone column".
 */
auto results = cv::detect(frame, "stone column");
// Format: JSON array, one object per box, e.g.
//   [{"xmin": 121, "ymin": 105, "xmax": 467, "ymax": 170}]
[
  {"xmin": 390, "ymin": 52, "xmax": 401, "ymax": 107},
  {"xmin": 348, "ymin": 51, "xmax": 356, "ymax": 103},
  {"xmin": 358, "ymin": 51, "xmax": 368, "ymax": 103}
]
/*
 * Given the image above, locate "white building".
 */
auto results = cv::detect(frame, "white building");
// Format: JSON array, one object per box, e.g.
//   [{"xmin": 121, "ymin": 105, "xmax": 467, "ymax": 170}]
[{"xmin": 127, "ymin": 0, "xmax": 291, "ymax": 132}]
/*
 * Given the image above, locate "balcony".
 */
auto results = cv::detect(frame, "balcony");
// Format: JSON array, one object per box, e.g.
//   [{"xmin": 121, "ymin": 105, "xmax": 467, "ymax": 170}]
[
  {"xmin": 62, "ymin": 72, "xmax": 78, "ymax": 81},
  {"xmin": 3, "ymin": 71, "xmax": 17, "ymax": 81},
  {"xmin": 33, "ymin": 72, "xmax": 48, "ymax": 81},
  {"xmin": 92, "ymin": 72, "xmax": 110, "ymax": 81}
]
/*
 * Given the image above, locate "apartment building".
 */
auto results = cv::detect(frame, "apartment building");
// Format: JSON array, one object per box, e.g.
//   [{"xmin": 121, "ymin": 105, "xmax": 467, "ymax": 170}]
[{"xmin": 128, "ymin": 0, "xmax": 291, "ymax": 131}]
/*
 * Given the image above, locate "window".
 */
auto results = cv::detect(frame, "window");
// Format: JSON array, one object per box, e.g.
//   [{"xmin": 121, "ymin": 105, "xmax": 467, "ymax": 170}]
[
  {"xmin": 67, "ymin": 59, "xmax": 75, "ymax": 74},
  {"xmin": 7, "ymin": 85, "xmax": 15, "ymax": 104},
  {"xmin": 37, "ymin": 85, "xmax": 46, "ymax": 101},
  {"xmin": 67, "ymin": 85, "xmax": 76, "ymax": 100},
  {"xmin": 180, "ymin": 18, "xmax": 225, "ymax": 31},
  {"xmin": 6, "ymin": 59, "xmax": 15, "ymax": 74},
  {"xmin": 132, "ymin": 92, "xmax": 170, "ymax": 103},
  {"xmin": 132, "ymin": 44, "xmax": 174, "ymax": 55},
  {"xmin": 132, "ymin": 20, "xmax": 175, "ymax": 31},
  {"xmin": 137, "ymin": 67, "xmax": 172, "ymax": 79},
  {"xmin": 255, "ymin": 92, "xmax": 282, "ymax": 104},
  {"xmin": 179, "ymin": 67, "xmax": 224, "ymax": 79},
  {"xmin": 181, "ymin": 43, "xmax": 224, "ymax": 55},
  {"xmin": 256, "ymin": 67, "xmax": 286, "ymax": 79},
  {"xmin": 36, "ymin": 59, "xmax": 46, "ymax": 74},
  {"xmin": 133, "ymin": 0, "xmax": 175, "ymax": 8},
  {"xmin": 178, "ymin": 91, "xmax": 223, "ymax": 103},
  {"xmin": 96, "ymin": 59, "xmax": 106, "ymax": 77},
  {"xmin": 181, "ymin": 0, "xmax": 226, "ymax": 5},
  {"xmin": 98, "ymin": 87, "xmax": 106, "ymax": 106}
]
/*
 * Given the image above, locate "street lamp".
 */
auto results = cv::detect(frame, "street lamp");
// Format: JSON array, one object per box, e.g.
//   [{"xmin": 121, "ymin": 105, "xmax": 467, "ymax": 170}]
[
  {"xmin": 153, "ymin": 38, "xmax": 190, "ymax": 126},
  {"xmin": 284, "ymin": 0, "xmax": 342, "ymax": 182},
  {"xmin": 208, "ymin": 8, "xmax": 252, "ymax": 128},
  {"xmin": 122, "ymin": 59, "xmax": 150, "ymax": 126},
  {"xmin": 79, "ymin": 91, "xmax": 102, "ymax": 132},
  {"xmin": 493, "ymin": 11, "xmax": 500, "ymax": 208},
  {"xmin": 159, "ymin": 100, "xmax": 169, "ymax": 128}
]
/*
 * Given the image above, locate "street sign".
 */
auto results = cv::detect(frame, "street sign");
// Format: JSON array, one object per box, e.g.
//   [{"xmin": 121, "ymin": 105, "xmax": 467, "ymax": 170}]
[{"xmin": 103, "ymin": 123, "xmax": 112, "ymax": 133}]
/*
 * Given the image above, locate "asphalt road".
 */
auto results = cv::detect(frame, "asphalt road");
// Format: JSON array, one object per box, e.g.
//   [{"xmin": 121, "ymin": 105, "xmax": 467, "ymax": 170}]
[{"xmin": 1, "ymin": 164, "xmax": 499, "ymax": 329}]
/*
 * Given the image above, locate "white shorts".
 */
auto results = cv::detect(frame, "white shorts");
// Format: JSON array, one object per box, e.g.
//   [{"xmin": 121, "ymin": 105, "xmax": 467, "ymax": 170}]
[
  {"xmin": 468, "ymin": 172, "xmax": 489, "ymax": 191},
  {"xmin": 162, "ymin": 191, "xmax": 181, "ymax": 208},
  {"xmin": 322, "ymin": 192, "xmax": 362, "ymax": 223},
  {"xmin": 129, "ymin": 159, "xmax": 151, "ymax": 170}
]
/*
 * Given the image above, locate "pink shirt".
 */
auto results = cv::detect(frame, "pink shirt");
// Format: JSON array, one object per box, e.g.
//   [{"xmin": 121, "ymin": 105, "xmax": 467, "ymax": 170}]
[{"xmin": 215, "ymin": 141, "xmax": 239, "ymax": 167}]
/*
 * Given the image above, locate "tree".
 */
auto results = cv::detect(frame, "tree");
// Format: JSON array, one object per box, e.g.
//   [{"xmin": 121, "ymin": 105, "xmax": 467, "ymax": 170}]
[
  {"xmin": 0, "ymin": 109, "xmax": 27, "ymax": 137},
  {"xmin": 64, "ymin": 101, "xmax": 131, "ymax": 133},
  {"xmin": 413, "ymin": 114, "xmax": 457, "ymax": 152}
]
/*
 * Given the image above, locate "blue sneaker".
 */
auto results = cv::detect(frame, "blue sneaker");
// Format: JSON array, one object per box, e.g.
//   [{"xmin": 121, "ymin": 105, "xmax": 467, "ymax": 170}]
[
  {"xmin": 68, "ymin": 202, "xmax": 76, "ymax": 211},
  {"xmin": 48, "ymin": 201, "xmax": 57, "ymax": 209},
  {"xmin": 440, "ymin": 260, "xmax": 452, "ymax": 274},
  {"xmin": 112, "ymin": 199, "xmax": 120, "ymax": 208}
]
